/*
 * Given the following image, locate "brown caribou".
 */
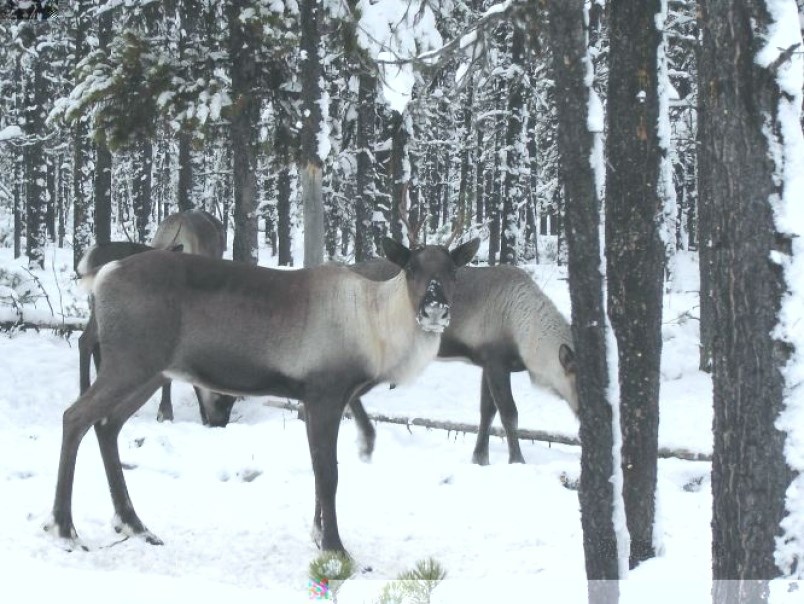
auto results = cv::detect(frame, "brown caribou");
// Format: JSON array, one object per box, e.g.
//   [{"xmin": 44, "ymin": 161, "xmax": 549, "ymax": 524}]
[
  {"xmin": 349, "ymin": 261, "xmax": 578, "ymax": 465},
  {"xmin": 78, "ymin": 209, "xmax": 234, "ymax": 425},
  {"xmin": 46, "ymin": 236, "xmax": 480, "ymax": 554}
]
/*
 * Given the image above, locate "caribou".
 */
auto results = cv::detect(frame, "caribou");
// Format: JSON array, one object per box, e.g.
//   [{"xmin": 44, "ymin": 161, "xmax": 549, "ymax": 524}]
[
  {"xmin": 349, "ymin": 260, "xmax": 578, "ymax": 465},
  {"xmin": 78, "ymin": 209, "xmax": 235, "ymax": 426},
  {"xmin": 46, "ymin": 236, "xmax": 480, "ymax": 553}
]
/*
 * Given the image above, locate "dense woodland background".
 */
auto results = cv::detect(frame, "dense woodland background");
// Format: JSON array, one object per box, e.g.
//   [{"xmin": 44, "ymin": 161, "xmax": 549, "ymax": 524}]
[
  {"xmin": 0, "ymin": 0, "xmax": 698, "ymax": 270},
  {"xmin": 2, "ymin": 2, "xmax": 804, "ymax": 603}
]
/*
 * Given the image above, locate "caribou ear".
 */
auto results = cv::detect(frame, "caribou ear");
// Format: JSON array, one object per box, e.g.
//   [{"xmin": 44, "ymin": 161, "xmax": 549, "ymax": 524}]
[
  {"xmin": 382, "ymin": 237, "xmax": 411, "ymax": 268},
  {"xmin": 559, "ymin": 344, "xmax": 576, "ymax": 373},
  {"xmin": 450, "ymin": 237, "xmax": 481, "ymax": 268}
]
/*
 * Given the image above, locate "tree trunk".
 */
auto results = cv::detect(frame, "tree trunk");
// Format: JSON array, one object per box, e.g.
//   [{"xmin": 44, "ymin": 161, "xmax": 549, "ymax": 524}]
[
  {"xmin": 177, "ymin": 130, "xmax": 193, "ymax": 211},
  {"xmin": 21, "ymin": 23, "xmax": 47, "ymax": 269},
  {"xmin": 389, "ymin": 110, "xmax": 407, "ymax": 243},
  {"xmin": 355, "ymin": 71, "xmax": 377, "ymax": 261},
  {"xmin": 501, "ymin": 27, "xmax": 526, "ymax": 265},
  {"xmin": 546, "ymin": 0, "xmax": 621, "ymax": 598},
  {"xmin": 275, "ymin": 119, "xmax": 293, "ymax": 267},
  {"xmin": 94, "ymin": 6, "xmax": 113, "ymax": 245},
  {"xmin": 605, "ymin": 0, "xmax": 665, "ymax": 569},
  {"xmin": 300, "ymin": 0, "xmax": 325, "ymax": 267},
  {"xmin": 227, "ymin": 0, "xmax": 260, "ymax": 264},
  {"xmin": 132, "ymin": 136, "xmax": 153, "ymax": 243},
  {"xmin": 699, "ymin": 1, "xmax": 794, "ymax": 600}
]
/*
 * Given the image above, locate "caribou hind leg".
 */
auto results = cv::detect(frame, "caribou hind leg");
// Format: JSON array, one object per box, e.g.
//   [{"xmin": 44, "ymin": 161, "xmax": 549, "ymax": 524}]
[
  {"xmin": 156, "ymin": 383, "xmax": 173, "ymax": 422},
  {"xmin": 46, "ymin": 372, "xmax": 164, "ymax": 548},
  {"xmin": 485, "ymin": 364, "xmax": 525, "ymax": 464},
  {"xmin": 472, "ymin": 370, "xmax": 497, "ymax": 465},
  {"xmin": 348, "ymin": 398, "xmax": 376, "ymax": 461}
]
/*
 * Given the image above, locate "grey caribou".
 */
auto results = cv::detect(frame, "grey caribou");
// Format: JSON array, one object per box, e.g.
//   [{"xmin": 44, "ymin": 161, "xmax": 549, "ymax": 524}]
[
  {"xmin": 46, "ymin": 236, "xmax": 480, "ymax": 554},
  {"xmin": 350, "ymin": 262, "xmax": 578, "ymax": 465},
  {"xmin": 78, "ymin": 209, "xmax": 234, "ymax": 425}
]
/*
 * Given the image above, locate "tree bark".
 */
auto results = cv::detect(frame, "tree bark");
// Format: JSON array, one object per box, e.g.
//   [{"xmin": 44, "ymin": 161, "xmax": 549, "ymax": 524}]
[
  {"xmin": 300, "ymin": 0, "xmax": 325, "ymax": 267},
  {"xmin": 605, "ymin": 0, "xmax": 665, "ymax": 569},
  {"xmin": 501, "ymin": 27, "xmax": 526, "ymax": 265},
  {"xmin": 94, "ymin": 5, "xmax": 113, "ymax": 245},
  {"xmin": 354, "ymin": 71, "xmax": 377, "ymax": 261},
  {"xmin": 545, "ymin": 0, "xmax": 621, "ymax": 596},
  {"xmin": 21, "ymin": 22, "xmax": 47, "ymax": 269},
  {"xmin": 699, "ymin": 1, "xmax": 793, "ymax": 600},
  {"xmin": 227, "ymin": 0, "xmax": 260, "ymax": 264}
]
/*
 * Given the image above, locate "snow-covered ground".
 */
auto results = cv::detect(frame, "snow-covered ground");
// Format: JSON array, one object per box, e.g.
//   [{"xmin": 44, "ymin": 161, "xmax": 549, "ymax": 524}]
[{"xmin": 0, "ymin": 245, "xmax": 797, "ymax": 602}]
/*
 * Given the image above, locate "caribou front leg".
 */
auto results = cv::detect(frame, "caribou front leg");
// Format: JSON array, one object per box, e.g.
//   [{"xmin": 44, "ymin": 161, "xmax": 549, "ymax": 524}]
[
  {"xmin": 485, "ymin": 364, "xmax": 525, "ymax": 464},
  {"xmin": 304, "ymin": 392, "xmax": 349, "ymax": 553}
]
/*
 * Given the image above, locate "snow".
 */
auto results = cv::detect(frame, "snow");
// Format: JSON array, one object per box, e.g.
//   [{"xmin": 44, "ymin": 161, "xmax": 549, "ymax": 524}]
[
  {"xmin": 357, "ymin": 0, "xmax": 443, "ymax": 113},
  {"xmin": 3, "ymin": 243, "xmax": 789, "ymax": 601},
  {"xmin": 0, "ymin": 125, "xmax": 23, "ymax": 141},
  {"xmin": 759, "ymin": 0, "xmax": 804, "ymax": 579}
]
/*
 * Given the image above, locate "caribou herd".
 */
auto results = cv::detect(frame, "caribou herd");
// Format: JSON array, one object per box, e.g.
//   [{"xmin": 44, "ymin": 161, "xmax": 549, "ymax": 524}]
[{"xmin": 45, "ymin": 209, "xmax": 578, "ymax": 556}]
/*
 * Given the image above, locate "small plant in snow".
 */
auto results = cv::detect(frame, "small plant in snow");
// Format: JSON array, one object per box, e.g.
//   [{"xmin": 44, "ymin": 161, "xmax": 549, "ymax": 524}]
[
  {"xmin": 0, "ymin": 266, "xmax": 49, "ymax": 322},
  {"xmin": 308, "ymin": 551, "xmax": 354, "ymax": 602},
  {"xmin": 375, "ymin": 557, "xmax": 447, "ymax": 604}
]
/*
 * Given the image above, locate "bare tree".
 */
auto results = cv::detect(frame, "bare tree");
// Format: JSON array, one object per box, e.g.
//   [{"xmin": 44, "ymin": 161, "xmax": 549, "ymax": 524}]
[
  {"xmin": 605, "ymin": 0, "xmax": 665, "ymax": 569},
  {"xmin": 545, "ymin": 1, "xmax": 621, "ymax": 600},
  {"xmin": 699, "ymin": 1, "xmax": 799, "ymax": 601}
]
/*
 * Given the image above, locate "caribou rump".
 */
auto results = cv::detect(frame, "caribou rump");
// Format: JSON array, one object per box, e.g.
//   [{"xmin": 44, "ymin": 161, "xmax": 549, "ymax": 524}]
[
  {"xmin": 349, "ymin": 261, "xmax": 578, "ymax": 465},
  {"xmin": 46, "ymin": 237, "xmax": 480, "ymax": 554},
  {"xmin": 78, "ymin": 209, "xmax": 235, "ymax": 426}
]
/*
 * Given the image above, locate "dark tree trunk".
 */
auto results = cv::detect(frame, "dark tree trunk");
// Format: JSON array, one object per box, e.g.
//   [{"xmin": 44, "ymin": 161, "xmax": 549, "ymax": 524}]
[
  {"xmin": 501, "ymin": 27, "xmax": 526, "ymax": 265},
  {"xmin": 476, "ymin": 129, "xmax": 485, "ymax": 227},
  {"xmin": 300, "ymin": 0, "xmax": 325, "ymax": 266},
  {"xmin": 546, "ymin": 0, "xmax": 621, "ymax": 597},
  {"xmin": 177, "ymin": 130, "xmax": 193, "ymax": 212},
  {"xmin": 456, "ymin": 86, "xmax": 474, "ymax": 245},
  {"xmin": 21, "ymin": 23, "xmax": 47, "ymax": 269},
  {"xmin": 355, "ymin": 71, "xmax": 377, "ymax": 261},
  {"xmin": 46, "ymin": 155, "xmax": 56, "ymax": 242},
  {"xmin": 389, "ymin": 110, "xmax": 407, "ymax": 243},
  {"xmin": 132, "ymin": 136, "xmax": 154, "ymax": 243},
  {"xmin": 227, "ymin": 0, "xmax": 260, "ymax": 264},
  {"xmin": 605, "ymin": 0, "xmax": 665, "ymax": 569},
  {"xmin": 275, "ymin": 119, "xmax": 293, "ymax": 267},
  {"xmin": 699, "ymin": 1, "xmax": 794, "ymax": 600},
  {"xmin": 488, "ymin": 121, "xmax": 503, "ymax": 266},
  {"xmin": 94, "ymin": 6, "xmax": 113, "ymax": 245}
]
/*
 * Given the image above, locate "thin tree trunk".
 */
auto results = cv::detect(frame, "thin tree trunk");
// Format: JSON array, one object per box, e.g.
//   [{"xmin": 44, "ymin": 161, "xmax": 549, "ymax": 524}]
[
  {"xmin": 22, "ymin": 23, "xmax": 47, "ymax": 269},
  {"xmin": 132, "ymin": 136, "xmax": 153, "ymax": 242},
  {"xmin": 94, "ymin": 6, "xmax": 113, "ymax": 245},
  {"xmin": 355, "ymin": 71, "xmax": 377, "ymax": 261},
  {"xmin": 227, "ymin": 0, "xmax": 259, "ymax": 264},
  {"xmin": 300, "ymin": 0, "xmax": 325, "ymax": 267},
  {"xmin": 501, "ymin": 27, "xmax": 525, "ymax": 265},
  {"xmin": 546, "ymin": 0, "xmax": 621, "ymax": 598},
  {"xmin": 605, "ymin": 0, "xmax": 665, "ymax": 569}
]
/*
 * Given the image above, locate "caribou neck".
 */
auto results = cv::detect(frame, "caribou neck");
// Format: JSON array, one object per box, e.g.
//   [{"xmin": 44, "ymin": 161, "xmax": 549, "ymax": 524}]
[{"xmin": 369, "ymin": 271, "xmax": 441, "ymax": 385}]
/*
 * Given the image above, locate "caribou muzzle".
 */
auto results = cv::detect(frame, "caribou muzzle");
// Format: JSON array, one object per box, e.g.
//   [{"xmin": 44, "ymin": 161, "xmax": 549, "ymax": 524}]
[{"xmin": 417, "ymin": 279, "xmax": 451, "ymax": 333}]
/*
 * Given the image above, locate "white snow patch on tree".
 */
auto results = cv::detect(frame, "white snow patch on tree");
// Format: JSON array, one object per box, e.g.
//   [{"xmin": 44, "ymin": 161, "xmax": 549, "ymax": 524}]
[
  {"xmin": 0, "ymin": 125, "xmax": 23, "ymax": 141},
  {"xmin": 757, "ymin": 0, "xmax": 804, "ymax": 579},
  {"xmin": 357, "ymin": 0, "xmax": 443, "ymax": 113},
  {"xmin": 655, "ymin": 0, "xmax": 678, "ymax": 261}
]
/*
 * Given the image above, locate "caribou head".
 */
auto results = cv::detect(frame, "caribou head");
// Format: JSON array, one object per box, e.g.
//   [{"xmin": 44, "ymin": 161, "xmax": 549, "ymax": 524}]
[{"xmin": 383, "ymin": 237, "xmax": 480, "ymax": 334}]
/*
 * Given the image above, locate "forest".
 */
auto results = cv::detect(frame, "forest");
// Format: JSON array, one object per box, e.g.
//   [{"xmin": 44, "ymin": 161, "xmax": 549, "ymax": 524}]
[{"xmin": 1, "ymin": 1, "xmax": 804, "ymax": 603}]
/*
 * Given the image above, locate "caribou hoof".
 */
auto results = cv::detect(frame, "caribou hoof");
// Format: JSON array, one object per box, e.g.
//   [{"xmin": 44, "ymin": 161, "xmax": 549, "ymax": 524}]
[
  {"xmin": 113, "ymin": 516, "xmax": 164, "ymax": 546},
  {"xmin": 471, "ymin": 451, "xmax": 490, "ymax": 466},
  {"xmin": 43, "ymin": 518, "xmax": 89, "ymax": 552},
  {"xmin": 156, "ymin": 411, "xmax": 173, "ymax": 423}
]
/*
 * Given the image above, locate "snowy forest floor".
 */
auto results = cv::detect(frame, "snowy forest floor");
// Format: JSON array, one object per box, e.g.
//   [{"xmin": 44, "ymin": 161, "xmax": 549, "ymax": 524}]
[{"xmin": 0, "ymin": 246, "xmax": 799, "ymax": 602}]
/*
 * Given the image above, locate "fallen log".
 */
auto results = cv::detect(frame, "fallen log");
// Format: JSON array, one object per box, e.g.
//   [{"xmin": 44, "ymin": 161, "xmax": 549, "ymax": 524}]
[{"xmin": 263, "ymin": 398, "xmax": 712, "ymax": 463}]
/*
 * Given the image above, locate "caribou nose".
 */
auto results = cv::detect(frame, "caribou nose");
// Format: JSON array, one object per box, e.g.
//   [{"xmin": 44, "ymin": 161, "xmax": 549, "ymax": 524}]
[{"xmin": 418, "ymin": 279, "xmax": 451, "ymax": 332}]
